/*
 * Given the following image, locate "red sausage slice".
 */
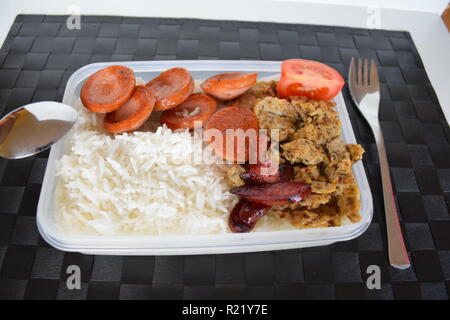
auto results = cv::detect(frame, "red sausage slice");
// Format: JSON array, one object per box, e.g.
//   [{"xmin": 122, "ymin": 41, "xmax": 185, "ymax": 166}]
[
  {"xmin": 229, "ymin": 181, "xmax": 311, "ymax": 206},
  {"xmin": 204, "ymin": 106, "xmax": 259, "ymax": 162},
  {"xmin": 80, "ymin": 65, "xmax": 136, "ymax": 113},
  {"xmin": 103, "ymin": 85, "xmax": 155, "ymax": 134},
  {"xmin": 146, "ymin": 68, "xmax": 194, "ymax": 111},
  {"xmin": 228, "ymin": 198, "xmax": 268, "ymax": 233},
  {"xmin": 160, "ymin": 93, "xmax": 217, "ymax": 130},
  {"xmin": 240, "ymin": 162, "xmax": 293, "ymax": 185},
  {"xmin": 200, "ymin": 73, "xmax": 257, "ymax": 100}
]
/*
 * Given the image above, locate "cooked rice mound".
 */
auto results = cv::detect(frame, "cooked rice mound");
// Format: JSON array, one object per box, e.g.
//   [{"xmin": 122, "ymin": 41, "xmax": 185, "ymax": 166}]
[{"xmin": 55, "ymin": 102, "xmax": 293, "ymax": 235}]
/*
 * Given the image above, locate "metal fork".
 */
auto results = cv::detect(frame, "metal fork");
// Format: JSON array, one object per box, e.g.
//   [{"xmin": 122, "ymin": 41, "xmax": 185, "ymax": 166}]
[{"xmin": 348, "ymin": 58, "xmax": 410, "ymax": 269}]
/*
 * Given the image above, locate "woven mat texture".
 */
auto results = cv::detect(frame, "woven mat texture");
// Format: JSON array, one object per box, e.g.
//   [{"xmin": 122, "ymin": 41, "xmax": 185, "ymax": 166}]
[{"xmin": 0, "ymin": 15, "xmax": 449, "ymax": 300}]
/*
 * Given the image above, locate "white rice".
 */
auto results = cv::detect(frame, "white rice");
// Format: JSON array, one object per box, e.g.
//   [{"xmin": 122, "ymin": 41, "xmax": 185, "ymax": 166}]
[{"xmin": 55, "ymin": 78, "xmax": 294, "ymax": 236}]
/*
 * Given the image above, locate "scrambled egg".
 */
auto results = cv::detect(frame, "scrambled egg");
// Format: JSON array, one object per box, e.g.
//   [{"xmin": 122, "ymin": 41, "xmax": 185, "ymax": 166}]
[{"xmin": 226, "ymin": 81, "xmax": 365, "ymax": 229}]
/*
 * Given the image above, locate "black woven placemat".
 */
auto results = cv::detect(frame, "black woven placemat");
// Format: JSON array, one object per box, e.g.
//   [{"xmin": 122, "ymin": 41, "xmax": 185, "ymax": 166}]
[{"xmin": 0, "ymin": 14, "xmax": 449, "ymax": 300}]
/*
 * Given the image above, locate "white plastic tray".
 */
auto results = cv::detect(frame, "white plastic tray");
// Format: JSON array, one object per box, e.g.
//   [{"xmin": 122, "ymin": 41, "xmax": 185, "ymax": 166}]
[{"xmin": 37, "ymin": 60, "xmax": 373, "ymax": 255}]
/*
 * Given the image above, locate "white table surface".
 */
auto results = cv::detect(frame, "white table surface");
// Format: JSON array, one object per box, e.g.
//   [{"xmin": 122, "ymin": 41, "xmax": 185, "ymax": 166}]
[{"xmin": 0, "ymin": 0, "xmax": 449, "ymax": 123}]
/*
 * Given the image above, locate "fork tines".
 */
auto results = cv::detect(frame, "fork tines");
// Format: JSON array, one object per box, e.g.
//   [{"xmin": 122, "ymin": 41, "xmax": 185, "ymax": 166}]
[{"xmin": 349, "ymin": 57, "xmax": 379, "ymax": 88}]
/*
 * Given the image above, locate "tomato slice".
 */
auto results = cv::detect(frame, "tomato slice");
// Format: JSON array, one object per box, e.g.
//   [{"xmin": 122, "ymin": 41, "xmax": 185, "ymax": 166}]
[
  {"xmin": 80, "ymin": 65, "xmax": 136, "ymax": 113},
  {"xmin": 146, "ymin": 67, "xmax": 194, "ymax": 111},
  {"xmin": 200, "ymin": 73, "xmax": 257, "ymax": 100},
  {"xmin": 160, "ymin": 93, "xmax": 217, "ymax": 130},
  {"xmin": 276, "ymin": 59, "xmax": 344, "ymax": 101},
  {"xmin": 204, "ymin": 106, "xmax": 259, "ymax": 162},
  {"xmin": 103, "ymin": 85, "xmax": 155, "ymax": 134}
]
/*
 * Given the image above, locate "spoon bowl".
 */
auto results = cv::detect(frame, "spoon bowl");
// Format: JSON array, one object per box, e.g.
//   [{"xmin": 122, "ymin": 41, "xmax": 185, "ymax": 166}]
[{"xmin": 0, "ymin": 101, "xmax": 78, "ymax": 159}]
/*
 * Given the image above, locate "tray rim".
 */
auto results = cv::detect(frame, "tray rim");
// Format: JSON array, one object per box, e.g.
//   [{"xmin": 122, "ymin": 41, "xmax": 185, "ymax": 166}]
[{"xmin": 36, "ymin": 60, "xmax": 374, "ymax": 255}]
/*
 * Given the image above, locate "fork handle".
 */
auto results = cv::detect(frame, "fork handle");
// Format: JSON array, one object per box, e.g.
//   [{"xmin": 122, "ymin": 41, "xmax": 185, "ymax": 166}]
[{"xmin": 372, "ymin": 126, "xmax": 411, "ymax": 269}]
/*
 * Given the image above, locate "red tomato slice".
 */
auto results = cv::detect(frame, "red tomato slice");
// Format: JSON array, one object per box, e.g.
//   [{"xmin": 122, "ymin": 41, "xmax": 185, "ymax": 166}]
[
  {"xmin": 146, "ymin": 68, "xmax": 194, "ymax": 111},
  {"xmin": 80, "ymin": 65, "xmax": 135, "ymax": 113},
  {"xmin": 160, "ymin": 93, "xmax": 217, "ymax": 130},
  {"xmin": 276, "ymin": 59, "xmax": 344, "ymax": 101},
  {"xmin": 200, "ymin": 73, "xmax": 257, "ymax": 100},
  {"xmin": 103, "ymin": 85, "xmax": 155, "ymax": 134},
  {"xmin": 204, "ymin": 106, "xmax": 259, "ymax": 162}
]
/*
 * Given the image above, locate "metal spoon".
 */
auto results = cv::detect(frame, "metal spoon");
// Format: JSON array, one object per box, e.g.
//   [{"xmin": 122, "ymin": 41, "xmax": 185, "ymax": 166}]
[{"xmin": 0, "ymin": 101, "xmax": 78, "ymax": 159}]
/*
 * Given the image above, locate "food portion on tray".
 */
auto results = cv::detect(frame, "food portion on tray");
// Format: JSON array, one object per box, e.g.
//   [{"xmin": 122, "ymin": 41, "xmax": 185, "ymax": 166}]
[{"xmin": 55, "ymin": 59, "xmax": 365, "ymax": 236}]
